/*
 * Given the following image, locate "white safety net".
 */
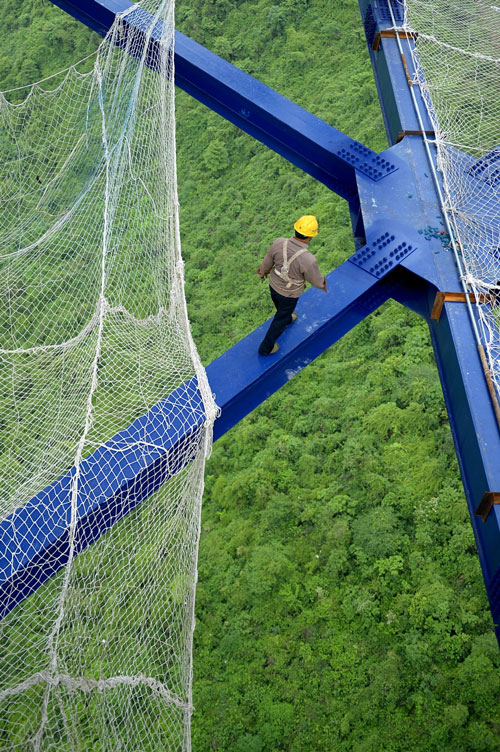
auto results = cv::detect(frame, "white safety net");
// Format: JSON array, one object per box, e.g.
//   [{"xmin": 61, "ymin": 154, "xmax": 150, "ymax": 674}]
[
  {"xmin": 0, "ymin": 1, "xmax": 217, "ymax": 749},
  {"xmin": 404, "ymin": 0, "xmax": 500, "ymax": 395}
]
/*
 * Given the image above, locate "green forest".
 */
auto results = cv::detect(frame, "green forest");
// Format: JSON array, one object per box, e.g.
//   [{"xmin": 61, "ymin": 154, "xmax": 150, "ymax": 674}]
[{"xmin": 1, "ymin": 0, "xmax": 500, "ymax": 750}]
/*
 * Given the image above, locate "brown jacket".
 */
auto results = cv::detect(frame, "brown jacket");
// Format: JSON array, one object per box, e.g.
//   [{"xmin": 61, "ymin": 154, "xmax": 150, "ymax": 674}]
[{"xmin": 258, "ymin": 237, "xmax": 326, "ymax": 298}]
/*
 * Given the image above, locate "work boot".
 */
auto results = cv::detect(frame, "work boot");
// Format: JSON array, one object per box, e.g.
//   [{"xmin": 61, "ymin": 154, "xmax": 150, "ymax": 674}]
[{"xmin": 258, "ymin": 343, "xmax": 280, "ymax": 355}]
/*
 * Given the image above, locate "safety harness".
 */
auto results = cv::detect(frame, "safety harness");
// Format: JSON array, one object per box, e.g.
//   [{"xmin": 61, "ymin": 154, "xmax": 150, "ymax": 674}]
[{"xmin": 274, "ymin": 238, "xmax": 307, "ymax": 289}]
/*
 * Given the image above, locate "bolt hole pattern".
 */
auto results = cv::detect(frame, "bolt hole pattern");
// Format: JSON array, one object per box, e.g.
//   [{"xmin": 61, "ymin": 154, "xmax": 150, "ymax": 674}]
[{"xmin": 350, "ymin": 232, "xmax": 417, "ymax": 278}]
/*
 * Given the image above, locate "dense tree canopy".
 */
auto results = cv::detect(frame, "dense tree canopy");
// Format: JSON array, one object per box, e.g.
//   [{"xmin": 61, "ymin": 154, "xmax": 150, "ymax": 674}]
[{"xmin": 0, "ymin": 0, "xmax": 499, "ymax": 750}]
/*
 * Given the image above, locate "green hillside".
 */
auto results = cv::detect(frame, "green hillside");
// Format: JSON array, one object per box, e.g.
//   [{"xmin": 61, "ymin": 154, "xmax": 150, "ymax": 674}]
[{"xmin": 0, "ymin": 1, "xmax": 499, "ymax": 750}]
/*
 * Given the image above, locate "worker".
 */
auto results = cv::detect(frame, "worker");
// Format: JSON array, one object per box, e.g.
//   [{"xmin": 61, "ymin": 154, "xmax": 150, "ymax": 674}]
[{"xmin": 255, "ymin": 215, "xmax": 327, "ymax": 355}]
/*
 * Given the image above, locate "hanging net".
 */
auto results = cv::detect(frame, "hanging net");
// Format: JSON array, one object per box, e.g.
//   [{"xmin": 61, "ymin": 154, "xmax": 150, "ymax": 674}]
[
  {"xmin": 403, "ymin": 0, "xmax": 500, "ymax": 394},
  {"xmin": 0, "ymin": 1, "xmax": 217, "ymax": 749}
]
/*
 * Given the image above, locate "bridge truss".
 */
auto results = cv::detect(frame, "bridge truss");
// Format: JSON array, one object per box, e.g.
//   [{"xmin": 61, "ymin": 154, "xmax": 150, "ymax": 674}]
[{"xmin": 2, "ymin": 0, "xmax": 500, "ymax": 644}]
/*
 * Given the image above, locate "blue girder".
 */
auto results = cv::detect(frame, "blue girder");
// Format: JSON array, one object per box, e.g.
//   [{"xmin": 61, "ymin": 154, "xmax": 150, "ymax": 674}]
[
  {"xmin": 359, "ymin": 0, "xmax": 434, "ymax": 145},
  {"xmin": 2, "ymin": 0, "xmax": 500, "ymax": 640},
  {"xmin": 0, "ymin": 228, "xmax": 422, "ymax": 619},
  {"xmin": 48, "ymin": 0, "xmax": 398, "ymax": 208},
  {"xmin": 0, "ymin": 380, "xmax": 205, "ymax": 619}
]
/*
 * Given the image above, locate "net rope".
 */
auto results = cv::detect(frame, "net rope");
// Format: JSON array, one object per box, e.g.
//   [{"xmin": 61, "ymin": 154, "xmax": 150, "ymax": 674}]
[
  {"xmin": 403, "ymin": 0, "xmax": 500, "ymax": 396},
  {"xmin": 0, "ymin": 1, "xmax": 217, "ymax": 749}
]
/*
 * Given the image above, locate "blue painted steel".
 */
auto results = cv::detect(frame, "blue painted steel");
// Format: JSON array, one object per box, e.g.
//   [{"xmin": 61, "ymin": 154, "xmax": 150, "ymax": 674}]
[
  {"xmin": 1, "ymin": 230, "xmax": 419, "ymax": 618},
  {"xmin": 448, "ymin": 146, "xmax": 500, "ymax": 279},
  {"xmin": 359, "ymin": 0, "xmax": 434, "ymax": 145},
  {"xmin": 349, "ymin": 220, "xmax": 417, "ymax": 278},
  {"xmin": 359, "ymin": 0, "xmax": 404, "ymax": 51},
  {"xmin": 468, "ymin": 146, "xmax": 500, "ymax": 187},
  {"xmin": 357, "ymin": 132, "xmax": 500, "ymax": 639},
  {"xmin": 429, "ymin": 304, "xmax": 500, "ymax": 580},
  {"xmin": 5, "ymin": 0, "xmax": 499, "ymax": 642},
  {"xmin": 46, "ymin": 0, "xmax": 130, "ymax": 35},
  {"xmin": 210, "ymin": 239, "xmax": 403, "ymax": 440},
  {"xmin": 490, "ymin": 569, "xmax": 500, "ymax": 627},
  {"xmin": 0, "ymin": 379, "xmax": 204, "ymax": 619},
  {"xmin": 47, "ymin": 0, "xmax": 398, "ymax": 209},
  {"xmin": 174, "ymin": 30, "xmax": 397, "ymax": 204}
]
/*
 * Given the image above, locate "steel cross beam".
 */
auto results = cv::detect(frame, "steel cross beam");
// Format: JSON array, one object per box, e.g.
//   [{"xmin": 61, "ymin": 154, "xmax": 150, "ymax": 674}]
[
  {"xmin": 2, "ymin": 0, "xmax": 500, "ymax": 641},
  {"xmin": 0, "ymin": 248, "xmax": 403, "ymax": 619},
  {"xmin": 47, "ymin": 0, "xmax": 398, "ymax": 221}
]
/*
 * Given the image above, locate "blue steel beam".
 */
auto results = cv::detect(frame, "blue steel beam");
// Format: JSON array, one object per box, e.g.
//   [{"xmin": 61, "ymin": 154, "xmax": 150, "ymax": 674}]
[
  {"xmin": 47, "ymin": 0, "xmax": 399, "ymax": 211},
  {"xmin": 355, "ymin": 88, "xmax": 500, "ymax": 636},
  {"xmin": 211, "ymin": 219, "xmax": 421, "ymax": 440},
  {"xmin": 0, "ymin": 226, "xmax": 422, "ymax": 620},
  {"xmin": 47, "ymin": 0, "xmax": 129, "ymax": 35},
  {"xmin": 173, "ymin": 31, "xmax": 397, "ymax": 207},
  {"xmin": 359, "ymin": 0, "xmax": 434, "ymax": 145},
  {"xmin": 5, "ymin": 0, "xmax": 499, "ymax": 641},
  {"xmin": 0, "ymin": 380, "xmax": 205, "ymax": 619}
]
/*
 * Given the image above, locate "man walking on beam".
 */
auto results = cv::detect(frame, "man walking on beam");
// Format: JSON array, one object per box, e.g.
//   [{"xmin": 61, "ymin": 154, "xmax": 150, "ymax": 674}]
[{"xmin": 256, "ymin": 215, "xmax": 327, "ymax": 355}]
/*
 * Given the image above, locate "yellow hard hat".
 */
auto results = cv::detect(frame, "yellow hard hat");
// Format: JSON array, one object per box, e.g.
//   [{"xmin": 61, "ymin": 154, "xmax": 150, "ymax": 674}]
[{"xmin": 294, "ymin": 215, "xmax": 319, "ymax": 237}]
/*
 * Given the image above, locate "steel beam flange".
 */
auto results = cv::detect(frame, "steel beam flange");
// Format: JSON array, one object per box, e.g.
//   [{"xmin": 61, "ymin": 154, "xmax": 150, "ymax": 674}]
[
  {"xmin": 336, "ymin": 142, "xmax": 398, "ymax": 182},
  {"xmin": 349, "ymin": 226, "xmax": 417, "ymax": 279}
]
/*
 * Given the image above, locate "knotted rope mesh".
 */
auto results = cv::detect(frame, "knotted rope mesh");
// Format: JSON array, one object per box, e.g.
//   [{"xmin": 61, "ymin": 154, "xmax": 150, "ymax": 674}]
[
  {"xmin": 404, "ymin": 0, "xmax": 500, "ymax": 395},
  {"xmin": 0, "ymin": 1, "xmax": 217, "ymax": 749}
]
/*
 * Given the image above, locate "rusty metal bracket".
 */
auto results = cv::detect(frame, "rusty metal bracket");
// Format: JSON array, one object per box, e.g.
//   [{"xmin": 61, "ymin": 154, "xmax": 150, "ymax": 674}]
[
  {"xmin": 475, "ymin": 492, "xmax": 500, "ymax": 523},
  {"xmin": 396, "ymin": 129, "xmax": 435, "ymax": 143},
  {"xmin": 372, "ymin": 29, "xmax": 418, "ymax": 52},
  {"xmin": 430, "ymin": 291, "xmax": 488, "ymax": 322}
]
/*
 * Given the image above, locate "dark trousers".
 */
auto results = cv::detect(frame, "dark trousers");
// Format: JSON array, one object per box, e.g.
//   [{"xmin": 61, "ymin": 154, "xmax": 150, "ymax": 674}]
[{"xmin": 258, "ymin": 286, "xmax": 299, "ymax": 354}]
